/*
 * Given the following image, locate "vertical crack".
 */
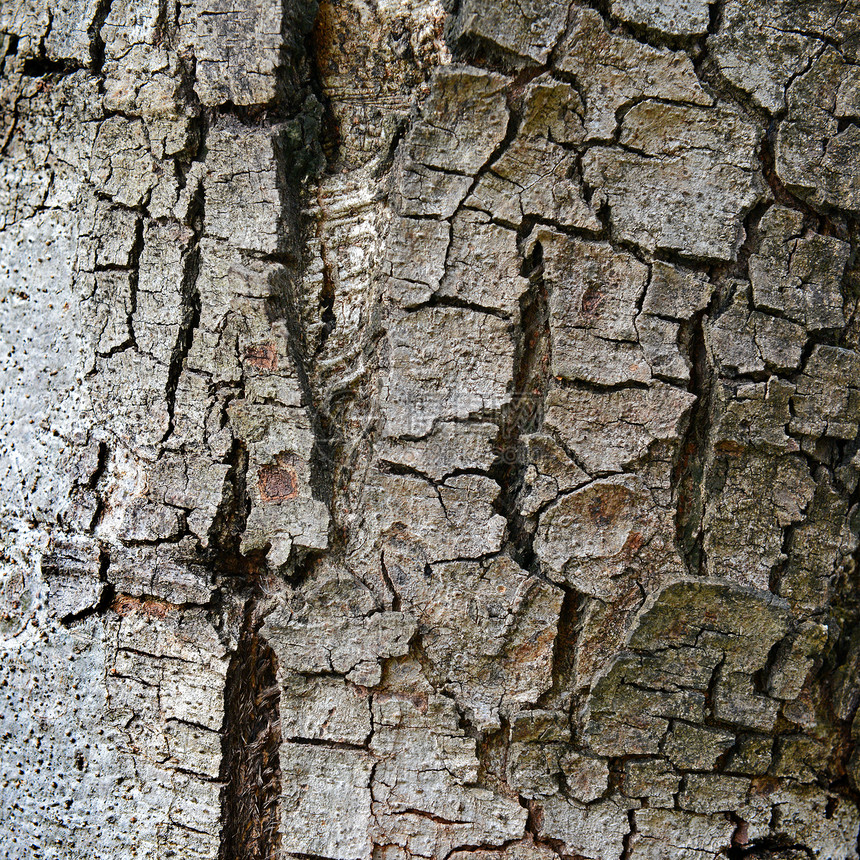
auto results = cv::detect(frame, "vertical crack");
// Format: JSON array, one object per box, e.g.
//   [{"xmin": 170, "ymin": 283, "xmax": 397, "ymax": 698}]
[
  {"xmin": 267, "ymin": 210, "xmax": 336, "ymax": 523},
  {"xmin": 491, "ymin": 232, "xmax": 549, "ymax": 570},
  {"xmin": 121, "ymin": 213, "xmax": 145, "ymax": 355},
  {"xmin": 535, "ymin": 585, "xmax": 582, "ymax": 713},
  {"xmin": 672, "ymin": 305, "xmax": 713, "ymax": 578},
  {"xmin": 88, "ymin": 0, "xmax": 114, "ymax": 72},
  {"xmin": 620, "ymin": 808, "xmax": 637, "ymax": 860},
  {"xmin": 219, "ymin": 597, "xmax": 282, "ymax": 860},
  {"xmin": 162, "ymin": 186, "xmax": 203, "ymax": 443}
]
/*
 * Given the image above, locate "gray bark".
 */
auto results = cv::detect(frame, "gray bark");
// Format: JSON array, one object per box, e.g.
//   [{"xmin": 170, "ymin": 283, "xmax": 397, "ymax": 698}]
[{"xmin": 1, "ymin": 1, "xmax": 859, "ymax": 858}]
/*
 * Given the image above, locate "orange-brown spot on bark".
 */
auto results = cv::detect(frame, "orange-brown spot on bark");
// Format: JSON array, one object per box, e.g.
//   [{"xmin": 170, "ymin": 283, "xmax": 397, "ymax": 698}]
[
  {"xmin": 580, "ymin": 283, "xmax": 605, "ymax": 316},
  {"xmin": 715, "ymin": 439, "xmax": 746, "ymax": 457},
  {"xmin": 259, "ymin": 464, "xmax": 298, "ymax": 503},
  {"xmin": 750, "ymin": 776, "xmax": 780, "ymax": 798},
  {"xmin": 112, "ymin": 594, "xmax": 172, "ymax": 618},
  {"xmin": 587, "ymin": 486, "xmax": 628, "ymax": 528},
  {"xmin": 526, "ymin": 799, "xmax": 545, "ymax": 833},
  {"xmin": 622, "ymin": 531, "xmax": 645, "ymax": 559},
  {"xmin": 244, "ymin": 342, "xmax": 277, "ymax": 371},
  {"xmin": 506, "ymin": 626, "xmax": 556, "ymax": 665},
  {"xmin": 701, "ymin": 608, "xmax": 722, "ymax": 625}
]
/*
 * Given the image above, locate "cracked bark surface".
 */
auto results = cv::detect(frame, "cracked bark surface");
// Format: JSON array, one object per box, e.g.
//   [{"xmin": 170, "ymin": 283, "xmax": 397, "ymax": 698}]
[{"xmin": 2, "ymin": 0, "xmax": 860, "ymax": 859}]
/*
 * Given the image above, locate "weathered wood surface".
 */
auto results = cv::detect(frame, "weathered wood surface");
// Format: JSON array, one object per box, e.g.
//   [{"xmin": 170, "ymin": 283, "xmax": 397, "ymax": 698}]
[{"xmin": 1, "ymin": 0, "xmax": 859, "ymax": 858}]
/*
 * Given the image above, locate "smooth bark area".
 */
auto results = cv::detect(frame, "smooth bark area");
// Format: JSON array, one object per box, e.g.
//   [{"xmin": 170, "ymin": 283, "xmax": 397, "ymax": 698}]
[{"xmin": 1, "ymin": 1, "xmax": 859, "ymax": 858}]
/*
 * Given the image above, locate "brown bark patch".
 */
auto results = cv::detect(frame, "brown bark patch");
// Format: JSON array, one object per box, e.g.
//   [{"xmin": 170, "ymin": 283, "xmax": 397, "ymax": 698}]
[
  {"xmin": 112, "ymin": 594, "xmax": 172, "ymax": 618},
  {"xmin": 258, "ymin": 464, "xmax": 298, "ymax": 502},
  {"xmin": 244, "ymin": 342, "xmax": 278, "ymax": 371},
  {"xmin": 622, "ymin": 530, "xmax": 646, "ymax": 559},
  {"xmin": 580, "ymin": 283, "xmax": 605, "ymax": 316},
  {"xmin": 586, "ymin": 484, "xmax": 631, "ymax": 528}
]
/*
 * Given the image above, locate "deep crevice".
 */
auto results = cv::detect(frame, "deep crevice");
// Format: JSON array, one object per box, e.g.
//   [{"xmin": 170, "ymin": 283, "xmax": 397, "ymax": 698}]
[
  {"xmin": 759, "ymin": 134, "xmax": 849, "ymax": 241},
  {"xmin": 60, "ymin": 582, "xmax": 115, "ymax": 627},
  {"xmin": 21, "ymin": 56, "xmax": 82, "ymax": 77},
  {"xmin": 161, "ymin": 189, "xmax": 203, "ymax": 443},
  {"xmin": 489, "ymin": 235, "xmax": 549, "ymax": 571},
  {"xmin": 535, "ymin": 585, "xmax": 582, "ymax": 713},
  {"xmin": 88, "ymin": 0, "xmax": 113, "ymax": 72},
  {"xmin": 671, "ymin": 304, "xmax": 712, "ymax": 578},
  {"xmin": 219, "ymin": 601, "xmax": 282, "ymax": 860}
]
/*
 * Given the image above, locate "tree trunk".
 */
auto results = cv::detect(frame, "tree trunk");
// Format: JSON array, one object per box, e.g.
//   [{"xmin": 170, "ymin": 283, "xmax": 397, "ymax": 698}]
[{"xmin": 1, "ymin": 0, "xmax": 859, "ymax": 858}]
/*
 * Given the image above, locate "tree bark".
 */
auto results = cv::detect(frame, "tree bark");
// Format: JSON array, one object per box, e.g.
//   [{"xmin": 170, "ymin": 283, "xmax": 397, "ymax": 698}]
[{"xmin": 1, "ymin": 1, "xmax": 859, "ymax": 858}]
